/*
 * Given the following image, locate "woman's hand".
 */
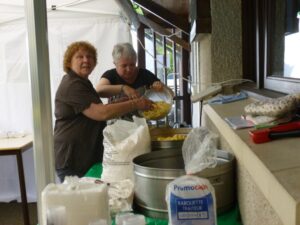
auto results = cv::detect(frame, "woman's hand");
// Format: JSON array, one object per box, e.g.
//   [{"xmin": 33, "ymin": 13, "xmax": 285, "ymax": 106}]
[
  {"xmin": 151, "ymin": 81, "xmax": 164, "ymax": 91},
  {"xmin": 133, "ymin": 97, "xmax": 153, "ymax": 111},
  {"xmin": 151, "ymin": 81, "xmax": 175, "ymax": 98},
  {"xmin": 122, "ymin": 85, "xmax": 140, "ymax": 99}
]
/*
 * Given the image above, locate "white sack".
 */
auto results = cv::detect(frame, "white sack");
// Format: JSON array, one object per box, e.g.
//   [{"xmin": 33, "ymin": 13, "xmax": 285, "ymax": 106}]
[{"xmin": 101, "ymin": 117, "xmax": 151, "ymax": 183}]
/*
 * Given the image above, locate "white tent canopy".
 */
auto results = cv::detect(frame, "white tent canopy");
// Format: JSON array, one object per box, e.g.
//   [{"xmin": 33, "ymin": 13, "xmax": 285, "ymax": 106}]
[
  {"xmin": 0, "ymin": 0, "xmax": 123, "ymax": 24},
  {"xmin": 0, "ymin": 0, "xmax": 133, "ymax": 204},
  {"xmin": 0, "ymin": 0, "xmax": 133, "ymax": 131}
]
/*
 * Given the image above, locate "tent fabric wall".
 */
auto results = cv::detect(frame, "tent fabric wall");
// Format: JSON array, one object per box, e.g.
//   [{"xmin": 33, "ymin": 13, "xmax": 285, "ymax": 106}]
[{"xmin": 0, "ymin": 9, "xmax": 132, "ymax": 202}]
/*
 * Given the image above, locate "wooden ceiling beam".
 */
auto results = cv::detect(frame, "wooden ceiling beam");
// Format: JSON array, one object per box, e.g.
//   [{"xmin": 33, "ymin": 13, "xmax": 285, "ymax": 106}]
[{"xmin": 132, "ymin": 0, "xmax": 189, "ymax": 35}]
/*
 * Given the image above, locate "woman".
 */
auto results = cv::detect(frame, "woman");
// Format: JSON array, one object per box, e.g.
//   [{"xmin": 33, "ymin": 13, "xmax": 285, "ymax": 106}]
[
  {"xmin": 96, "ymin": 42, "xmax": 172, "ymax": 100},
  {"xmin": 54, "ymin": 41, "xmax": 152, "ymax": 182}
]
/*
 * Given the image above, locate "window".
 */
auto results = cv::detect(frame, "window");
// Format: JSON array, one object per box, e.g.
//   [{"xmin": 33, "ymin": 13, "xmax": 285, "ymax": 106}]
[
  {"xmin": 167, "ymin": 73, "xmax": 180, "ymax": 93},
  {"xmin": 257, "ymin": 0, "xmax": 300, "ymax": 93},
  {"xmin": 137, "ymin": 27, "xmax": 191, "ymax": 126}
]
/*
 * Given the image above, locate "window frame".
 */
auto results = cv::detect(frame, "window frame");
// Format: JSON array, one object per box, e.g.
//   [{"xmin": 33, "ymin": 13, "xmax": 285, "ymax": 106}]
[{"xmin": 260, "ymin": 0, "xmax": 300, "ymax": 93}]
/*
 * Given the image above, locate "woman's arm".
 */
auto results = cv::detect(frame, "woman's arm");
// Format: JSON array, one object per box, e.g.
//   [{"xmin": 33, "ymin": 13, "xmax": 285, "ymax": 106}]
[
  {"xmin": 95, "ymin": 77, "xmax": 123, "ymax": 97},
  {"xmin": 82, "ymin": 97, "xmax": 152, "ymax": 121},
  {"xmin": 96, "ymin": 77, "xmax": 140, "ymax": 99}
]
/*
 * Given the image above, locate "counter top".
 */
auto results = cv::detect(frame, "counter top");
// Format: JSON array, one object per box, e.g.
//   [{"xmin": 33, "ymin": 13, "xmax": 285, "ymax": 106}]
[{"xmin": 203, "ymin": 99, "xmax": 300, "ymax": 225}]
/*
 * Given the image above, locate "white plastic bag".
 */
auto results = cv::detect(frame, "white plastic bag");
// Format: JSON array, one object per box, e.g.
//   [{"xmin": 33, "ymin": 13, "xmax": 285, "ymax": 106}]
[
  {"xmin": 101, "ymin": 117, "xmax": 151, "ymax": 183},
  {"xmin": 78, "ymin": 177, "xmax": 134, "ymax": 217},
  {"xmin": 108, "ymin": 179, "xmax": 134, "ymax": 215}
]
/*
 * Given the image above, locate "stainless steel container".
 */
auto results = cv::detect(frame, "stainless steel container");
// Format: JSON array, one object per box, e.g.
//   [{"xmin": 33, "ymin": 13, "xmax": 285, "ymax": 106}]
[
  {"xmin": 133, "ymin": 148, "xmax": 235, "ymax": 219},
  {"xmin": 150, "ymin": 127, "xmax": 191, "ymax": 151}
]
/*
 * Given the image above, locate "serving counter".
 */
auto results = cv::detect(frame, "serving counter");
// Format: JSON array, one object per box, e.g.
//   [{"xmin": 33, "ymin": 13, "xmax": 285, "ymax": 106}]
[{"xmin": 203, "ymin": 98, "xmax": 300, "ymax": 225}]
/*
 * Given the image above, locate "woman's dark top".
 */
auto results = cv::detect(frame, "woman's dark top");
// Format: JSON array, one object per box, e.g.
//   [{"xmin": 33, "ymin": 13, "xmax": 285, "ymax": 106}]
[
  {"xmin": 102, "ymin": 68, "xmax": 160, "ymax": 119},
  {"xmin": 54, "ymin": 70, "xmax": 106, "ymax": 177},
  {"xmin": 102, "ymin": 68, "xmax": 159, "ymax": 91}
]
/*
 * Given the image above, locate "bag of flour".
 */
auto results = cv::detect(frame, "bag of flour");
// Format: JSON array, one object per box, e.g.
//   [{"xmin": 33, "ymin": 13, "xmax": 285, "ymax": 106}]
[
  {"xmin": 165, "ymin": 127, "xmax": 218, "ymax": 225},
  {"xmin": 101, "ymin": 117, "xmax": 151, "ymax": 183}
]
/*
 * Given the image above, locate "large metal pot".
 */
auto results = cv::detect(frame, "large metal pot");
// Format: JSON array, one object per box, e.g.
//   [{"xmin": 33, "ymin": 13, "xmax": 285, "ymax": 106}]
[
  {"xmin": 133, "ymin": 148, "xmax": 235, "ymax": 219},
  {"xmin": 150, "ymin": 127, "xmax": 192, "ymax": 151}
]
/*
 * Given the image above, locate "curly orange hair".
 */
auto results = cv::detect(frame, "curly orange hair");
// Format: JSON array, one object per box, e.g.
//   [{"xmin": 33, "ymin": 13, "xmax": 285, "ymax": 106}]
[{"xmin": 63, "ymin": 41, "xmax": 97, "ymax": 73}]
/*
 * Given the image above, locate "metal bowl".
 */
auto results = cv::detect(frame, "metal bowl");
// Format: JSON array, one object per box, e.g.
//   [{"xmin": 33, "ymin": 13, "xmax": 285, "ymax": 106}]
[
  {"xmin": 139, "ymin": 87, "xmax": 173, "ymax": 120},
  {"xmin": 150, "ymin": 127, "xmax": 191, "ymax": 151}
]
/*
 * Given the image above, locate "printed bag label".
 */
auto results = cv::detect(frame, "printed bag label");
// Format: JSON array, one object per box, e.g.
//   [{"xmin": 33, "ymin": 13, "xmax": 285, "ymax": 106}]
[{"xmin": 169, "ymin": 192, "xmax": 215, "ymax": 225}]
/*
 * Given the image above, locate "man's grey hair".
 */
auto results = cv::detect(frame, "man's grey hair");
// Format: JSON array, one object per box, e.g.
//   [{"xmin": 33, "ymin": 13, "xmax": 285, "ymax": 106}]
[{"xmin": 112, "ymin": 42, "xmax": 137, "ymax": 64}]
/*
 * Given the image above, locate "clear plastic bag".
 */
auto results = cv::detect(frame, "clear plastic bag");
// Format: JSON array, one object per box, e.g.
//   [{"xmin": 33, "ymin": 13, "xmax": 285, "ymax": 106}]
[{"xmin": 182, "ymin": 127, "xmax": 219, "ymax": 174}]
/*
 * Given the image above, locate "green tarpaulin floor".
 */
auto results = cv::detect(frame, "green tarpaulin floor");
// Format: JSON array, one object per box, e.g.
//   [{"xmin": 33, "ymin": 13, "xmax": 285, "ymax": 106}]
[{"xmin": 85, "ymin": 163, "xmax": 243, "ymax": 225}]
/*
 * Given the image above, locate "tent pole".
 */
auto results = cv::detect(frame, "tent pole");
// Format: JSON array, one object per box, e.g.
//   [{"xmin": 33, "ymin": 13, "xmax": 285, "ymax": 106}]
[
  {"xmin": 24, "ymin": 0, "xmax": 55, "ymax": 224},
  {"xmin": 51, "ymin": 7, "xmax": 118, "ymax": 16}
]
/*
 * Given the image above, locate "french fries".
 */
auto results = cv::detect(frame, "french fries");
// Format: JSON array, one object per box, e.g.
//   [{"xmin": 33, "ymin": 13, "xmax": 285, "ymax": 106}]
[
  {"xmin": 155, "ymin": 134, "xmax": 186, "ymax": 141},
  {"xmin": 142, "ymin": 101, "xmax": 171, "ymax": 120}
]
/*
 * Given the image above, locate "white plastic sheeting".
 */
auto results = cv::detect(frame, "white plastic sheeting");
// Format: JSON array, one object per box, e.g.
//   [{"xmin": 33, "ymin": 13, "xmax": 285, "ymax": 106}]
[
  {"xmin": 0, "ymin": 0, "xmax": 122, "ymax": 24},
  {"xmin": 0, "ymin": 0, "xmax": 132, "ymax": 202}
]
